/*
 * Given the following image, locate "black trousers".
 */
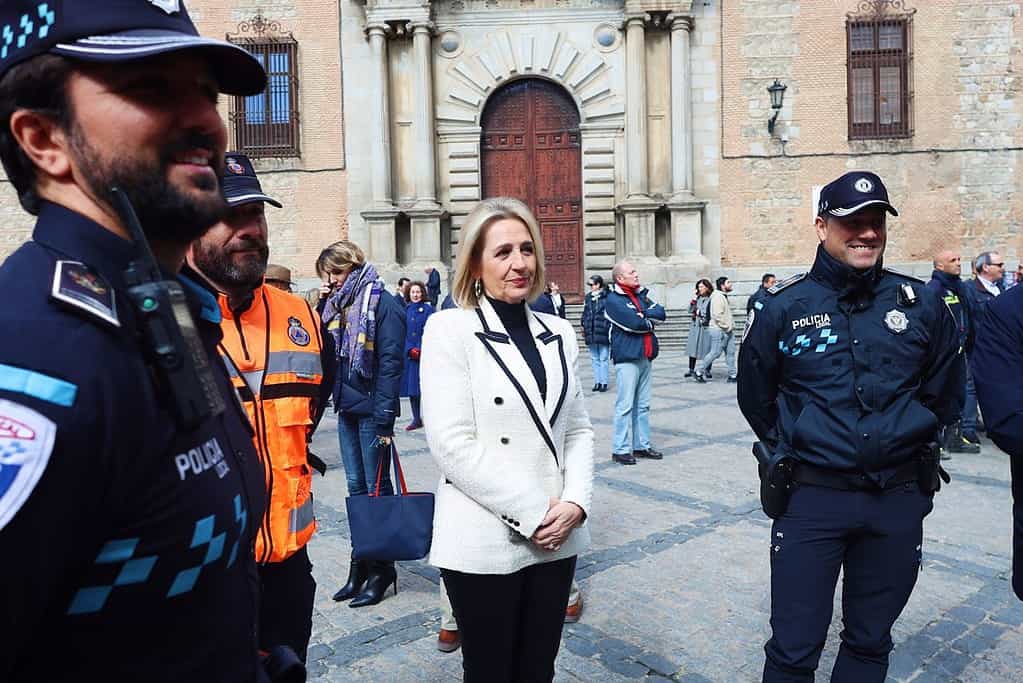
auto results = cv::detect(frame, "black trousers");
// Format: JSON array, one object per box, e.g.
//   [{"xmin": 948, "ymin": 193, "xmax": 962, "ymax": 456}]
[
  {"xmin": 763, "ymin": 484, "xmax": 933, "ymax": 683},
  {"xmin": 258, "ymin": 545, "xmax": 317, "ymax": 662},
  {"xmin": 442, "ymin": 556, "xmax": 577, "ymax": 683}
]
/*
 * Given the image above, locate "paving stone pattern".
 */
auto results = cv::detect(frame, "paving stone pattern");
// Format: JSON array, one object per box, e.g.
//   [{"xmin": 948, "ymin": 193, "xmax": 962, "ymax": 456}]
[{"xmin": 304, "ymin": 350, "xmax": 1022, "ymax": 682}]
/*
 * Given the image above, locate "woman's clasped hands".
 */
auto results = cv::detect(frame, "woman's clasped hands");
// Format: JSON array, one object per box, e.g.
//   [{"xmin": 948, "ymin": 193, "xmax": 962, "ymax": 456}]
[{"xmin": 531, "ymin": 497, "xmax": 584, "ymax": 552}]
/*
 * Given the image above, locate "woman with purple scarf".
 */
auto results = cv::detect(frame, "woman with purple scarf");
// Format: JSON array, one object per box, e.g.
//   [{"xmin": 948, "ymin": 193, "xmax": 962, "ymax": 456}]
[{"xmin": 316, "ymin": 240, "xmax": 407, "ymax": 608}]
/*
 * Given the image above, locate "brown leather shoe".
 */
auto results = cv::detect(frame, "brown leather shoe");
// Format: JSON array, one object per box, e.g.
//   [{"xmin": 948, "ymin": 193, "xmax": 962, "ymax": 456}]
[
  {"xmin": 437, "ymin": 628, "xmax": 461, "ymax": 653},
  {"xmin": 564, "ymin": 596, "xmax": 583, "ymax": 623}
]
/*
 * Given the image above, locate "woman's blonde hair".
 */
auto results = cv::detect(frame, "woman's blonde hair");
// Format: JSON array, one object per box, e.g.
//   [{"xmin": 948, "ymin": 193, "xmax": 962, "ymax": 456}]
[
  {"xmin": 451, "ymin": 197, "xmax": 546, "ymax": 308},
  {"xmin": 316, "ymin": 240, "xmax": 365, "ymax": 279}
]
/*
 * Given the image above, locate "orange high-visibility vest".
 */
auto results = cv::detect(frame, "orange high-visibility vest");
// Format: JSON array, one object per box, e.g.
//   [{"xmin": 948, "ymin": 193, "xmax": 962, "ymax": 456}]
[{"xmin": 218, "ymin": 284, "xmax": 323, "ymax": 564}]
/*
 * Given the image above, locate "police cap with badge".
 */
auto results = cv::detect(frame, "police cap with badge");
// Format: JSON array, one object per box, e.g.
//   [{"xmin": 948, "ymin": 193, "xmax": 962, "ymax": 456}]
[
  {"xmin": 221, "ymin": 152, "xmax": 283, "ymax": 208},
  {"xmin": 0, "ymin": 0, "xmax": 265, "ymax": 95},
  {"xmin": 817, "ymin": 171, "xmax": 898, "ymax": 218}
]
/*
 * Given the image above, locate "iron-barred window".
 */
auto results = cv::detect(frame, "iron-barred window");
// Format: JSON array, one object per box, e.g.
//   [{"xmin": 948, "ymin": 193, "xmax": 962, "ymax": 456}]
[
  {"xmin": 846, "ymin": 14, "xmax": 913, "ymax": 140},
  {"xmin": 228, "ymin": 37, "xmax": 300, "ymax": 157}
]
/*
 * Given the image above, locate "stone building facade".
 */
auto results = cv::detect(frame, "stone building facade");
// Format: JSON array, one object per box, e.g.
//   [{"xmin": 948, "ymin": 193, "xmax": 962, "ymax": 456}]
[
  {"xmin": 341, "ymin": 0, "xmax": 722, "ymax": 305},
  {"xmin": 720, "ymin": 0, "xmax": 1023, "ymax": 289},
  {"xmin": 0, "ymin": 0, "xmax": 1019, "ymax": 303}
]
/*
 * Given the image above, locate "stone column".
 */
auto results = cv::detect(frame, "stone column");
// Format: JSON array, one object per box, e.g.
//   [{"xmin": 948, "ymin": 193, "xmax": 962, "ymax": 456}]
[
  {"xmin": 665, "ymin": 13, "xmax": 707, "ymax": 269},
  {"xmin": 366, "ymin": 23, "xmax": 394, "ymax": 209},
  {"xmin": 624, "ymin": 14, "xmax": 649, "ymax": 198},
  {"xmin": 407, "ymin": 20, "xmax": 445, "ymax": 269},
  {"xmin": 361, "ymin": 22, "xmax": 398, "ymax": 264},
  {"xmin": 619, "ymin": 14, "xmax": 659, "ymax": 260},
  {"xmin": 410, "ymin": 21, "xmax": 439, "ymax": 210},
  {"xmin": 669, "ymin": 14, "xmax": 693, "ymax": 199}
]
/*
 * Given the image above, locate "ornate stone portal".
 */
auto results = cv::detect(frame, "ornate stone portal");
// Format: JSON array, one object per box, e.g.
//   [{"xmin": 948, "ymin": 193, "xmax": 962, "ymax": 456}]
[{"xmin": 342, "ymin": 0, "xmax": 715, "ymax": 304}]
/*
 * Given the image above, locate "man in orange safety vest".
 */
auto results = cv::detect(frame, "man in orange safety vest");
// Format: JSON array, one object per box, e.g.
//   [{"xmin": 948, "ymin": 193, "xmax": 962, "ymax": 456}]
[{"xmin": 188, "ymin": 152, "xmax": 334, "ymax": 661}]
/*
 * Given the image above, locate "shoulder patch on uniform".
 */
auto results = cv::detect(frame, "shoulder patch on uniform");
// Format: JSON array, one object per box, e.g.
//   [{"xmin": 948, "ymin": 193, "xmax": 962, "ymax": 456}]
[
  {"xmin": 50, "ymin": 261, "xmax": 120, "ymax": 328},
  {"xmin": 0, "ymin": 399, "xmax": 57, "ymax": 530},
  {"xmin": 883, "ymin": 267, "xmax": 925, "ymax": 284},
  {"xmin": 767, "ymin": 273, "xmax": 807, "ymax": 295}
]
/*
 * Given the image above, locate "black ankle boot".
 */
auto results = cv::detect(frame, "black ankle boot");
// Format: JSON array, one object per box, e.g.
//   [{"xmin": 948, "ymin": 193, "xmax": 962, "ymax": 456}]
[
  {"xmin": 350, "ymin": 561, "xmax": 398, "ymax": 608},
  {"xmin": 332, "ymin": 555, "xmax": 369, "ymax": 601}
]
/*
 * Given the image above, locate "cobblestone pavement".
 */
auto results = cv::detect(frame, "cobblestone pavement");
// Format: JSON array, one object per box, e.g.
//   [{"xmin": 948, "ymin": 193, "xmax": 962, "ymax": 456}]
[{"xmin": 304, "ymin": 350, "xmax": 1022, "ymax": 682}]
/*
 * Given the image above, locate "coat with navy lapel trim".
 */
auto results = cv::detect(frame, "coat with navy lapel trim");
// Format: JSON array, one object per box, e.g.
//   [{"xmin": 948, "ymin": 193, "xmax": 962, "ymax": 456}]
[{"xmin": 421, "ymin": 297, "xmax": 594, "ymax": 574}]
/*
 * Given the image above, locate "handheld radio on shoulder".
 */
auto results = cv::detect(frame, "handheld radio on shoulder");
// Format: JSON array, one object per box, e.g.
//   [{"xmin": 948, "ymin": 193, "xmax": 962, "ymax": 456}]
[{"xmin": 111, "ymin": 187, "xmax": 225, "ymax": 430}]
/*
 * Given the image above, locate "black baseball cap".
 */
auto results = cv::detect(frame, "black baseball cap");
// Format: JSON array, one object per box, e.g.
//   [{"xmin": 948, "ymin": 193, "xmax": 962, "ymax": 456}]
[
  {"xmin": 817, "ymin": 171, "xmax": 898, "ymax": 218},
  {"xmin": 0, "ymin": 1, "xmax": 266, "ymax": 96},
  {"xmin": 220, "ymin": 152, "xmax": 282, "ymax": 208}
]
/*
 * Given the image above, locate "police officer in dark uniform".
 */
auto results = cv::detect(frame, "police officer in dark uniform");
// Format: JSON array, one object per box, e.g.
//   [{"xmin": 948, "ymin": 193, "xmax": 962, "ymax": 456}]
[
  {"xmin": 0, "ymin": 3, "xmax": 274, "ymax": 681},
  {"xmin": 737, "ymin": 171, "xmax": 963, "ymax": 682},
  {"xmin": 970, "ymin": 285, "xmax": 1023, "ymax": 601}
]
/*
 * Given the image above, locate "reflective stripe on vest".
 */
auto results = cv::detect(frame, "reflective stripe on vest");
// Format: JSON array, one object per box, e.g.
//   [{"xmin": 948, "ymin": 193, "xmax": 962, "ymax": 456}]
[
  {"xmin": 289, "ymin": 494, "xmax": 315, "ymax": 533},
  {"xmin": 217, "ymin": 285, "xmax": 322, "ymax": 563}
]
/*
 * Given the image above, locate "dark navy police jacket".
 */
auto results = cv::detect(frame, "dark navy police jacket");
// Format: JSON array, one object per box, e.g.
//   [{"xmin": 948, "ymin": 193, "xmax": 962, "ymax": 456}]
[
  {"xmin": 0, "ymin": 203, "xmax": 265, "ymax": 682},
  {"xmin": 970, "ymin": 284, "xmax": 1023, "ymax": 600},
  {"xmin": 604, "ymin": 284, "xmax": 666, "ymax": 363},
  {"xmin": 737, "ymin": 246, "xmax": 963, "ymax": 483},
  {"xmin": 926, "ymin": 268, "xmax": 973, "ymax": 353}
]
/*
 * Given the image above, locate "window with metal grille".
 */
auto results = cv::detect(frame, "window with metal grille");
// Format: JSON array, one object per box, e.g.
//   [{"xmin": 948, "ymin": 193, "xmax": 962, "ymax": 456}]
[
  {"xmin": 846, "ymin": 15, "xmax": 913, "ymax": 140},
  {"xmin": 228, "ymin": 37, "xmax": 300, "ymax": 157}
]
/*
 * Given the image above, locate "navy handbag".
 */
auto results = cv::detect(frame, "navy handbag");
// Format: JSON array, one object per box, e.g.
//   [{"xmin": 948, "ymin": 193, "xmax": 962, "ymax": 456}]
[{"xmin": 346, "ymin": 443, "xmax": 435, "ymax": 561}]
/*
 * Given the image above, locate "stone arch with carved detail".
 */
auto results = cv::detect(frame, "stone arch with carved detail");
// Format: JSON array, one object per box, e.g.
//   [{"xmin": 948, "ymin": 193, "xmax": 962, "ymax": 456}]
[{"xmin": 436, "ymin": 28, "xmax": 623, "ymax": 126}]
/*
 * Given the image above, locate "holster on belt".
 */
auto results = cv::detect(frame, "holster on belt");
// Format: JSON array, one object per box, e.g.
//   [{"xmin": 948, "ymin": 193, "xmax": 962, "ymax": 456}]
[
  {"xmin": 753, "ymin": 442, "xmax": 795, "ymax": 519},
  {"xmin": 918, "ymin": 441, "xmax": 951, "ymax": 494}
]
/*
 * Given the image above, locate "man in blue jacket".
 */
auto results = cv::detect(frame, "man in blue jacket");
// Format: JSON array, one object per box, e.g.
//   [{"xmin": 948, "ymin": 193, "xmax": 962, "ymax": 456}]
[
  {"xmin": 971, "ymin": 285, "xmax": 1023, "ymax": 602},
  {"xmin": 605, "ymin": 261, "xmax": 666, "ymax": 465},
  {"xmin": 926, "ymin": 250, "xmax": 979, "ymax": 454}
]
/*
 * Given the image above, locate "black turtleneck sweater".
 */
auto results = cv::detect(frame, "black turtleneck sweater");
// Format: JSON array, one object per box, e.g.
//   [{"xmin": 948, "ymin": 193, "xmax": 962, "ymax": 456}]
[{"xmin": 488, "ymin": 296, "xmax": 547, "ymax": 401}]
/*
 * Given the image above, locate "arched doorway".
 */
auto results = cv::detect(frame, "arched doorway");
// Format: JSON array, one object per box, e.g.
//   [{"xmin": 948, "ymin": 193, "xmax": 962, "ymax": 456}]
[{"xmin": 481, "ymin": 79, "xmax": 584, "ymax": 301}]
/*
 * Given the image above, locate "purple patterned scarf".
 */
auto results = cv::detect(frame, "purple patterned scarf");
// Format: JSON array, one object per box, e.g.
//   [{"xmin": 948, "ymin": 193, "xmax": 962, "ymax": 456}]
[{"xmin": 321, "ymin": 263, "xmax": 383, "ymax": 379}]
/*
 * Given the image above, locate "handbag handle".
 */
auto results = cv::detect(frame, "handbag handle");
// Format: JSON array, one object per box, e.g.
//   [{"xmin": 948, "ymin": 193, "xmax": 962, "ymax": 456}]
[{"xmin": 373, "ymin": 442, "xmax": 409, "ymax": 497}]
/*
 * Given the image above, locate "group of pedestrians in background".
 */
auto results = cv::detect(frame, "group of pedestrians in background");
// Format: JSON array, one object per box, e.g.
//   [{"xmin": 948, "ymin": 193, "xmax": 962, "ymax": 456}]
[
  {"xmin": 926, "ymin": 248, "xmax": 1018, "ymax": 457},
  {"xmin": 685, "ymin": 275, "xmax": 745, "ymax": 384}
]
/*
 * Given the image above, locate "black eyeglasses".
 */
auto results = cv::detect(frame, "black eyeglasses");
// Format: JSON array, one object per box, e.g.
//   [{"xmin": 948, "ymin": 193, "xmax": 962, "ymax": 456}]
[{"xmin": 991, "ymin": 262, "xmax": 1005, "ymax": 268}]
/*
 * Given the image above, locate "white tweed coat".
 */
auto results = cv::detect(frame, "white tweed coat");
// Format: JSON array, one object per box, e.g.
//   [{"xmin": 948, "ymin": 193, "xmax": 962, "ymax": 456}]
[{"xmin": 420, "ymin": 297, "xmax": 594, "ymax": 574}]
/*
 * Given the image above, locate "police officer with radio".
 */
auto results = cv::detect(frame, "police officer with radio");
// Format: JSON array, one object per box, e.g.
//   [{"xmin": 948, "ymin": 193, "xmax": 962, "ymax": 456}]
[
  {"xmin": 737, "ymin": 171, "xmax": 963, "ymax": 682},
  {"xmin": 0, "ymin": 3, "xmax": 278, "ymax": 681}
]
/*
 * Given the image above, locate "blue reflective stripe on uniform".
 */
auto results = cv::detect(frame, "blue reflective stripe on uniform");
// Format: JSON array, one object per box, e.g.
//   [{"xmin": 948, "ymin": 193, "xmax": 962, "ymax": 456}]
[
  {"xmin": 0, "ymin": 363, "xmax": 77, "ymax": 407},
  {"xmin": 177, "ymin": 274, "xmax": 222, "ymax": 324}
]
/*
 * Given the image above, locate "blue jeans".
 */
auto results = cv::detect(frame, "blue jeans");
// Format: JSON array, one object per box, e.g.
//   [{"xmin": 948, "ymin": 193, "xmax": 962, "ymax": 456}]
[
  {"xmin": 588, "ymin": 344, "xmax": 610, "ymax": 385},
  {"xmin": 613, "ymin": 358, "xmax": 652, "ymax": 454},
  {"xmin": 700, "ymin": 328, "xmax": 736, "ymax": 378},
  {"xmin": 337, "ymin": 413, "xmax": 393, "ymax": 497}
]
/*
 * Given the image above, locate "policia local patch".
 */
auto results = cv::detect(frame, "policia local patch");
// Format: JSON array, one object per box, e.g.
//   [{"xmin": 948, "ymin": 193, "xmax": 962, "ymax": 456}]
[{"xmin": 0, "ymin": 400, "xmax": 57, "ymax": 530}]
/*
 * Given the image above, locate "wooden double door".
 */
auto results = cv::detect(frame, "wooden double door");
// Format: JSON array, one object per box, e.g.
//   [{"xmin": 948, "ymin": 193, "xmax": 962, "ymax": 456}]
[{"xmin": 481, "ymin": 79, "xmax": 584, "ymax": 302}]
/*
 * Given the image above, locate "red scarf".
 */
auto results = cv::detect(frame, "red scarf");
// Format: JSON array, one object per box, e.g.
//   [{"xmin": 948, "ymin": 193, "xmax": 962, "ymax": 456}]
[{"xmin": 620, "ymin": 283, "xmax": 654, "ymax": 359}]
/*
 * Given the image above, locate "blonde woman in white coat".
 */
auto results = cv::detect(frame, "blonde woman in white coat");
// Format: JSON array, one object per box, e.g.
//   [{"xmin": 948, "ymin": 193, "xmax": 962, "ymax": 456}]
[{"xmin": 421, "ymin": 197, "xmax": 594, "ymax": 683}]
